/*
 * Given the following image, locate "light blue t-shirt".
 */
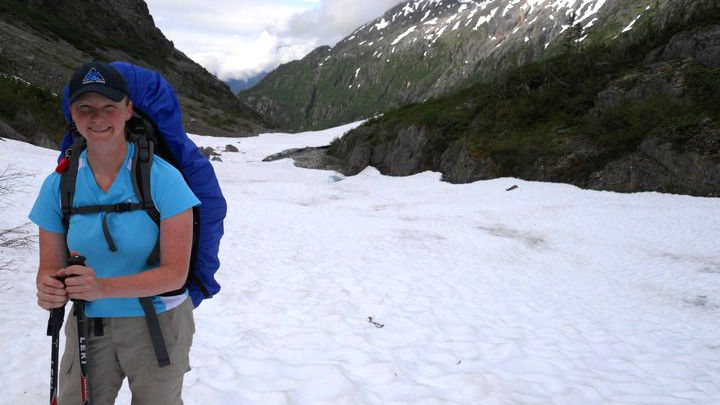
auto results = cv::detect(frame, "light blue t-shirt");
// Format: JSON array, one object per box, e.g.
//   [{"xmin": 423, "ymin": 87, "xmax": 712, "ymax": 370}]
[{"xmin": 29, "ymin": 142, "xmax": 200, "ymax": 317}]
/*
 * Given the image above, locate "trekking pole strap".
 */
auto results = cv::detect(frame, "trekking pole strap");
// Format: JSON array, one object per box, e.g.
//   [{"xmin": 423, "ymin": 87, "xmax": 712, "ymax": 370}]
[
  {"xmin": 47, "ymin": 306, "xmax": 65, "ymax": 336},
  {"xmin": 48, "ymin": 306, "xmax": 65, "ymax": 405}
]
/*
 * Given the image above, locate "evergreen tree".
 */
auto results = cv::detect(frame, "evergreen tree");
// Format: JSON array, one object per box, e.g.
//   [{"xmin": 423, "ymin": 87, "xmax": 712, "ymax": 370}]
[{"xmin": 563, "ymin": 12, "xmax": 583, "ymax": 58}]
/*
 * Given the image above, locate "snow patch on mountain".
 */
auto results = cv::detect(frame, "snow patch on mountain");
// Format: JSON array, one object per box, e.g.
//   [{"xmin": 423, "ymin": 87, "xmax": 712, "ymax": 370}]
[
  {"xmin": 348, "ymin": 0, "xmax": 627, "ymax": 53},
  {"xmin": 392, "ymin": 26, "xmax": 418, "ymax": 45}
]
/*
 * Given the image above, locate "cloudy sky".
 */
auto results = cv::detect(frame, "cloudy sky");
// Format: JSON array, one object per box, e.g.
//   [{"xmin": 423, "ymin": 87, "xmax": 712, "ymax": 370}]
[{"xmin": 144, "ymin": 0, "xmax": 405, "ymax": 82}]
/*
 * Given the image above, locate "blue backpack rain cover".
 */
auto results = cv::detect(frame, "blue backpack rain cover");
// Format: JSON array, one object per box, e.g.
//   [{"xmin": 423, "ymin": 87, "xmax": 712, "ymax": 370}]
[{"xmin": 59, "ymin": 61, "xmax": 226, "ymax": 307}]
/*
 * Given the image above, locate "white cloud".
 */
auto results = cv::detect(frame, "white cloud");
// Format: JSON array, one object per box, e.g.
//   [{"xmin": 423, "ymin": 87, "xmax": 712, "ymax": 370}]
[
  {"xmin": 285, "ymin": 0, "xmax": 405, "ymax": 42},
  {"xmin": 188, "ymin": 31, "xmax": 317, "ymax": 81},
  {"xmin": 148, "ymin": 0, "xmax": 310, "ymax": 34},
  {"xmin": 144, "ymin": 0, "xmax": 405, "ymax": 81}
]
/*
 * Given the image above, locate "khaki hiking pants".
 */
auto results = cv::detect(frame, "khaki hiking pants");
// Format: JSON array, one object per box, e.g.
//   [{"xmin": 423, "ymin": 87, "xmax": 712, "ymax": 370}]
[{"xmin": 59, "ymin": 298, "xmax": 195, "ymax": 405}]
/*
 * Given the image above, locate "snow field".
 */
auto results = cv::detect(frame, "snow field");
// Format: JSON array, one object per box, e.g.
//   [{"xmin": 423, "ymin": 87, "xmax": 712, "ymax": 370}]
[{"xmin": 0, "ymin": 124, "xmax": 719, "ymax": 404}]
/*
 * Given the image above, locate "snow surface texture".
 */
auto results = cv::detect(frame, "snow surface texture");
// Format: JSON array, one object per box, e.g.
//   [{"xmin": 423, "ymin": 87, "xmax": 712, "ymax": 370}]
[{"xmin": 1, "ymin": 123, "xmax": 719, "ymax": 404}]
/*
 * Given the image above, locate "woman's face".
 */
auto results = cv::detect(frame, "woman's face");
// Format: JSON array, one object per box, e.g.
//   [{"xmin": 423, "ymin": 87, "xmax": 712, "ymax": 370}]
[{"xmin": 70, "ymin": 92, "xmax": 132, "ymax": 146}]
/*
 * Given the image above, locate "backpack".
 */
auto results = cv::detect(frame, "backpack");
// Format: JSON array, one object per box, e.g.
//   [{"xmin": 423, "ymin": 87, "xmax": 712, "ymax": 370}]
[{"xmin": 57, "ymin": 62, "xmax": 226, "ymax": 308}]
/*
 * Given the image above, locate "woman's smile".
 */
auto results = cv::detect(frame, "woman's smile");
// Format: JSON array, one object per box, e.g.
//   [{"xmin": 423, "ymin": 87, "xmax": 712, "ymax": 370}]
[{"xmin": 70, "ymin": 92, "xmax": 133, "ymax": 144}]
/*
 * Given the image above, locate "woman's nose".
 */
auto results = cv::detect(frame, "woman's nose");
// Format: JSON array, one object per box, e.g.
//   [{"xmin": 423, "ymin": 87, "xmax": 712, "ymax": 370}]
[{"xmin": 88, "ymin": 108, "xmax": 103, "ymax": 120}]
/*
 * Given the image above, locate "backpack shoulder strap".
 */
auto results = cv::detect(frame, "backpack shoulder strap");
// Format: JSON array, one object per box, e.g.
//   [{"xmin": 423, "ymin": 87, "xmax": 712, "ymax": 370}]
[
  {"xmin": 128, "ymin": 128, "xmax": 159, "ymax": 218},
  {"xmin": 60, "ymin": 127, "xmax": 146, "ymax": 253},
  {"xmin": 127, "ymin": 112, "xmax": 162, "ymax": 264},
  {"xmin": 60, "ymin": 132, "xmax": 86, "ymax": 229},
  {"xmin": 127, "ymin": 114, "xmax": 176, "ymax": 368}
]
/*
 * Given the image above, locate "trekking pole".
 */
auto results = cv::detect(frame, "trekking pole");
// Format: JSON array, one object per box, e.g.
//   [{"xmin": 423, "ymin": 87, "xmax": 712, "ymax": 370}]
[
  {"xmin": 47, "ymin": 296, "xmax": 65, "ymax": 405},
  {"xmin": 66, "ymin": 254, "xmax": 92, "ymax": 405},
  {"xmin": 47, "ymin": 254, "xmax": 88, "ymax": 405}
]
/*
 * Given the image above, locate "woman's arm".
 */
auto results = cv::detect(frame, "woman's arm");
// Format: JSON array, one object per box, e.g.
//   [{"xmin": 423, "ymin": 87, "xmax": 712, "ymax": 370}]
[
  {"xmin": 36, "ymin": 229, "xmax": 70, "ymax": 309},
  {"xmin": 59, "ymin": 208, "xmax": 194, "ymax": 300}
]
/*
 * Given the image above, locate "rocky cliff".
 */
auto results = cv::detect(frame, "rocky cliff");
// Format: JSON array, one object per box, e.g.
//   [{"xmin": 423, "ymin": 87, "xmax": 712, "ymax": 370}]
[
  {"xmin": 0, "ymin": 0, "xmax": 271, "ymax": 147},
  {"xmin": 327, "ymin": 0, "xmax": 720, "ymax": 197},
  {"xmin": 240, "ymin": 0, "xmax": 665, "ymax": 132}
]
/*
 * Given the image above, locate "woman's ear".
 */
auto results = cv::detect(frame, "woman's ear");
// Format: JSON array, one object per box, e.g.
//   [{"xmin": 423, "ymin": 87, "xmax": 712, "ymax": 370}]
[{"xmin": 126, "ymin": 99, "xmax": 134, "ymax": 121}]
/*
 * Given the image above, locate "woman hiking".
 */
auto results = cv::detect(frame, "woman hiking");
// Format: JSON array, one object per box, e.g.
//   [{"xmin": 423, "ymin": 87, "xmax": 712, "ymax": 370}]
[{"xmin": 30, "ymin": 61, "xmax": 200, "ymax": 404}]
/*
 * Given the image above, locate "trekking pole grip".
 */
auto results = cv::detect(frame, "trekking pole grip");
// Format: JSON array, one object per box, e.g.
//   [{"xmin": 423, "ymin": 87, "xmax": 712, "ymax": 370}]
[
  {"xmin": 67, "ymin": 255, "xmax": 86, "ymax": 267},
  {"xmin": 66, "ymin": 255, "xmax": 87, "ymax": 303}
]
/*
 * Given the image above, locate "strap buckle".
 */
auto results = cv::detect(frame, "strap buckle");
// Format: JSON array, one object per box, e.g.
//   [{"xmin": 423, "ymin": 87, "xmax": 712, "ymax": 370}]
[{"xmin": 113, "ymin": 203, "xmax": 135, "ymax": 212}]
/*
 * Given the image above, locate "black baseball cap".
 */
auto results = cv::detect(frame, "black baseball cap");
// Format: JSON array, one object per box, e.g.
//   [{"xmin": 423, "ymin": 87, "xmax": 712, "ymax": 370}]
[{"xmin": 68, "ymin": 61, "xmax": 130, "ymax": 104}]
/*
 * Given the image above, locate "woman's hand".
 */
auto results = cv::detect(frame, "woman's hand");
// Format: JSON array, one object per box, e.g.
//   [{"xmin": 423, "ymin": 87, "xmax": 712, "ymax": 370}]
[
  {"xmin": 36, "ymin": 274, "xmax": 69, "ymax": 310},
  {"xmin": 56, "ymin": 263, "xmax": 105, "ymax": 302}
]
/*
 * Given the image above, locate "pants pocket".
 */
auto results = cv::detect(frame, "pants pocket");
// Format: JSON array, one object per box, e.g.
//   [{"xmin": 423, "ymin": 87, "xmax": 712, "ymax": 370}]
[
  {"xmin": 60, "ymin": 349, "xmax": 75, "ymax": 375},
  {"xmin": 159, "ymin": 298, "xmax": 195, "ymax": 346},
  {"xmin": 148, "ymin": 299, "xmax": 194, "ymax": 381},
  {"xmin": 61, "ymin": 315, "xmax": 78, "ymax": 375},
  {"xmin": 148, "ymin": 344, "xmax": 191, "ymax": 381}
]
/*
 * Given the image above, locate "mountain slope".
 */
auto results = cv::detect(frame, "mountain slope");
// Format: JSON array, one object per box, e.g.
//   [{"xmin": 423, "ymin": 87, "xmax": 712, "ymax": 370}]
[
  {"xmin": 240, "ymin": 0, "xmax": 662, "ymax": 132},
  {"xmin": 226, "ymin": 72, "xmax": 269, "ymax": 93},
  {"xmin": 326, "ymin": 0, "xmax": 720, "ymax": 197},
  {"xmin": 0, "ymin": 0, "xmax": 271, "ymax": 146}
]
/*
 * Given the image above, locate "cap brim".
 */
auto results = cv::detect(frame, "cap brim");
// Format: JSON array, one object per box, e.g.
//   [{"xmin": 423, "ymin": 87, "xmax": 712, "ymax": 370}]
[{"xmin": 69, "ymin": 84, "xmax": 127, "ymax": 104}]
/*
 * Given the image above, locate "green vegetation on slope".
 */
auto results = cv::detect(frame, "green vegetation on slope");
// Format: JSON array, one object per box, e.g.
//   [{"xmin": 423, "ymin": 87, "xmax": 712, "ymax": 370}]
[
  {"xmin": 0, "ymin": 0, "xmax": 169, "ymax": 68},
  {"xmin": 330, "ymin": 0, "xmax": 720, "ymax": 181},
  {"xmin": 0, "ymin": 75, "xmax": 65, "ymax": 143}
]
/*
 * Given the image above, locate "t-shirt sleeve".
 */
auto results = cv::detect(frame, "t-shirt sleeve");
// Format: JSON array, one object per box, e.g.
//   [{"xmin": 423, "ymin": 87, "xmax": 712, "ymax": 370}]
[
  {"xmin": 28, "ymin": 172, "xmax": 66, "ymax": 233},
  {"xmin": 151, "ymin": 157, "xmax": 201, "ymax": 221}
]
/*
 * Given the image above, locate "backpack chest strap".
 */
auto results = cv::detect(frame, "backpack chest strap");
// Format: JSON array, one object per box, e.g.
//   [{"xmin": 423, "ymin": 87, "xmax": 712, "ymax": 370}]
[
  {"xmin": 65, "ymin": 202, "xmax": 150, "ymax": 253},
  {"xmin": 66, "ymin": 202, "xmax": 146, "ymax": 215}
]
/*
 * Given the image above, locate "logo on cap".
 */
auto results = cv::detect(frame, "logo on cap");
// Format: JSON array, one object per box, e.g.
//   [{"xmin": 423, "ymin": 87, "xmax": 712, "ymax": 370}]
[{"xmin": 82, "ymin": 68, "xmax": 106, "ymax": 85}]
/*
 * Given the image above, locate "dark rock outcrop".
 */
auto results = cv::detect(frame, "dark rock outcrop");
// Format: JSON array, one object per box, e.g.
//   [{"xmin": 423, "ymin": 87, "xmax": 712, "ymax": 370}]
[
  {"xmin": 241, "ymin": 0, "xmax": 641, "ymax": 132},
  {"xmin": 0, "ymin": 0, "xmax": 271, "ymax": 147},
  {"xmin": 327, "ymin": 15, "xmax": 720, "ymax": 197}
]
